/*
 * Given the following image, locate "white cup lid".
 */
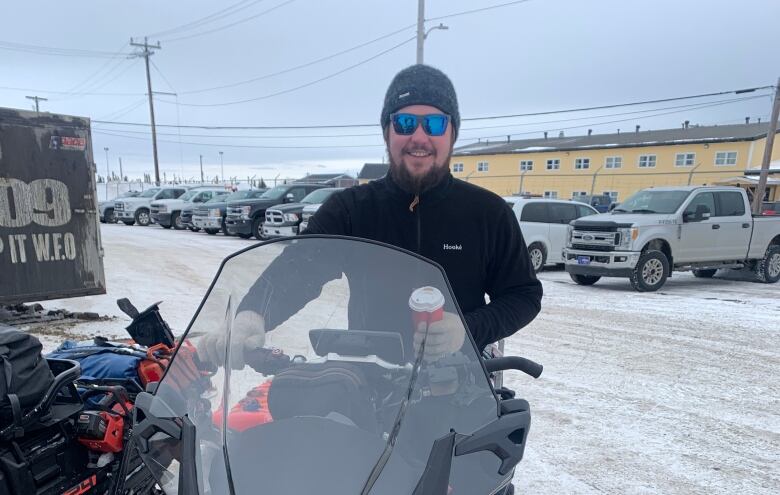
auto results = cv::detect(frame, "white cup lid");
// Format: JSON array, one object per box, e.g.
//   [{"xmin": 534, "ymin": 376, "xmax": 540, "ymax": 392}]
[{"xmin": 409, "ymin": 286, "xmax": 445, "ymax": 312}]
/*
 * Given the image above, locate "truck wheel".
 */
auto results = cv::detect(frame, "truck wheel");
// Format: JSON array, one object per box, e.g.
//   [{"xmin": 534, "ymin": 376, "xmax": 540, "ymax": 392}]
[
  {"xmin": 122, "ymin": 220, "xmax": 135, "ymax": 226},
  {"xmin": 105, "ymin": 208, "xmax": 117, "ymax": 223},
  {"xmin": 527, "ymin": 243, "xmax": 546, "ymax": 273},
  {"xmin": 205, "ymin": 229, "xmax": 219, "ymax": 235},
  {"xmin": 252, "ymin": 217, "xmax": 267, "ymax": 241},
  {"xmin": 135, "ymin": 208, "xmax": 151, "ymax": 226},
  {"xmin": 756, "ymin": 245, "xmax": 780, "ymax": 283},
  {"xmin": 692, "ymin": 269, "xmax": 717, "ymax": 278},
  {"xmin": 188, "ymin": 226, "xmax": 201, "ymax": 232},
  {"xmin": 172, "ymin": 212, "xmax": 185, "ymax": 230},
  {"xmin": 570, "ymin": 274, "xmax": 600, "ymax": 286},
  {"xmin": 630, "ymin": 250, "xmax": 669, "ymax": 292}
]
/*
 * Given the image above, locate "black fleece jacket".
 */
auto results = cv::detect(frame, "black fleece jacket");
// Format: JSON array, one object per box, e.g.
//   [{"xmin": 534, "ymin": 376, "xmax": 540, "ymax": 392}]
[{"xmin": 292, "ymin": 172, "xmax": 543, "ymax": 349}]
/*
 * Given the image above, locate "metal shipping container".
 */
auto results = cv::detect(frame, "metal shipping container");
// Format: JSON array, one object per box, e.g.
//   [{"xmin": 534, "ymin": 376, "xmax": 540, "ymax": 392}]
[{"xmin": 0, "ymin": 107, "xmax": 106, "ymax": 304}]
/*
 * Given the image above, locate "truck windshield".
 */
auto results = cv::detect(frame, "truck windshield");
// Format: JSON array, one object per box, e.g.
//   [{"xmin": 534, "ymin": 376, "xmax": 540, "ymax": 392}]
[
  {"xmin": 614, "ymin": 190, "xmax": 691, "ymax": 214},
  {"xmin": 259, "ymin": 186, "xmax": 288, "ymax": 200},
  {"xmin": 138, "ymin": 188, "xmax": 160, "ymax": 198},
  {"xmin": 178, "ymin": 190, "xmax": 199, "ymax": 201},
  {"xmin": 301, "ymin": 188, "xmax": 341, "ymax": 204}
]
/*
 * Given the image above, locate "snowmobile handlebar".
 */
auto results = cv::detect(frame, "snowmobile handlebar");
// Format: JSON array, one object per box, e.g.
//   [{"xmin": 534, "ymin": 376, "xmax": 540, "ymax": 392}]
[{"xmin": 484, "ymin": 356, "xmax": 543, "ymax": 379}]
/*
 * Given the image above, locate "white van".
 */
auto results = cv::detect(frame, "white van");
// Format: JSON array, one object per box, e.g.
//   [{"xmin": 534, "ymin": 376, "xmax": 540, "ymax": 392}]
[{"xmin": 506, "ymin": 198, "xmax": 598, "ymax": 272}]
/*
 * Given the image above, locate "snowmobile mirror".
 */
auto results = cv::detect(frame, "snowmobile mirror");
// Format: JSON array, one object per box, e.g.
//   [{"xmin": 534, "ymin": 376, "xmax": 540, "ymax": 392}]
[
  {"xmin": 121, "ymin": 300, "xmax": 176, "ymax": 348},
  {"xmin": 132, "ymin": 392, "xmax": 181, "ymax": 454},
  {"xmin": 454, "ymin": 405, "xmax": 532, "ymax": 476}
]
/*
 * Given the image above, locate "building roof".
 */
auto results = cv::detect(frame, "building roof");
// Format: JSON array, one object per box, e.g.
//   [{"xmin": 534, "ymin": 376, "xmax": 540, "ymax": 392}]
[
  {"xmin": 358, "ymin": 163, "xmax": 389, "ymax": 180},
  {"xmin": 453, "ymin": 123, "xmax": 779, "ymax": 157}
]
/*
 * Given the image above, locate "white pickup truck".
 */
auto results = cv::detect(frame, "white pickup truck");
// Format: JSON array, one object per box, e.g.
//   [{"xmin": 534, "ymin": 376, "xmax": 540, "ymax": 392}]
[
  {"xmin": 563, "ymin": 186, "xmax": 780, "ymax": 291},
  {"xmin": 113, "ymin": 186, "xmax": 187, "ymax": 226}
]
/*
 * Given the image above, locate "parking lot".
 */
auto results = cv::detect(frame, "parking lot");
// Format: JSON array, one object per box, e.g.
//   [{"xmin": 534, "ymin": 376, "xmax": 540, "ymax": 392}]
[{"xmin": 34, "ymin": 223, "xmax": 780, "ymax": 494}]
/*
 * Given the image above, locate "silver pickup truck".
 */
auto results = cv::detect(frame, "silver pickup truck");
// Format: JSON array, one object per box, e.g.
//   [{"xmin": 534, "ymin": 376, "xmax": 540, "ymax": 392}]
[{"xmin": 563, "ymin": 186, "xmax": 780, "ymax": 291}]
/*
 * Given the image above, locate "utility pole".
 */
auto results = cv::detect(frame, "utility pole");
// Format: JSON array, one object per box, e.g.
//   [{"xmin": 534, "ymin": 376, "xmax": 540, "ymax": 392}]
[
  {"xmin": 416, "ymin": 0, "xmax": 425, "ymax": 64},
  {"xmin": 199, "ymin": 155, "xmax": 204, "ymax": 184},
  {"xmin": 753, "ymin": 77, "xmax": 780, "ymax": 214},
  {"xmin": 219, "ymin": 151, "xmax": 224, "ymax": 184},
  {"xmin": 118, "ymin": 157, "xmax": 124, "ymax": 182},
  {"xmin": 130, "ymin": 37, "xmax": 162, "ymax": 186},
  {"xmin": 25, "ymin": 95, "xmax": 48, "ymax": 113}
]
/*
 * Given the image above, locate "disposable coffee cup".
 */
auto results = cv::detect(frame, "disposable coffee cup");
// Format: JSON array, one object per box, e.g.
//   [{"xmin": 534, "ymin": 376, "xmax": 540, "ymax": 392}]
[{"xmin": 409, "ymin": 286, "xmax": 445, "ymax": 327}]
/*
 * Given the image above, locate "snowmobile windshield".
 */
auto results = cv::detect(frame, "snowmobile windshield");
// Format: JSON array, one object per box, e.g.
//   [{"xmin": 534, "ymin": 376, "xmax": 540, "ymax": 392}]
[{"xmin": 141, "ymin": 236, "xmax": 504, "ymax": 495}]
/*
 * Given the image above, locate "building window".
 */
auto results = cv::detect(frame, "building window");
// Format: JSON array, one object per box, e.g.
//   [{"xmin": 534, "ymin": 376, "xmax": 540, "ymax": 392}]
[
  {"xmin": 544, "ymin": 191, "xmax": 558, "ymax": 199},
  {"xmin": 675, "ymin": 153, "xmax": 696, "ymax": 167},
  {"xmin": 715, "ymin": 151, "xmax": 738, "ymax": 166},
  {"xmin": 605, "ymin": 156, "xmax": 622, "ymax": 169},
  {"xmin": 571, "ymin": 191, "xmax": 588, "ymax": 198},
  {"xmin": 574, "ymin": 158, "xmax": 590, "ymax": 170},
  {"xmin": 477, "ymin": 161, "xmax": 489, "ymax": 172},
  {"xmin": 520, "ymin": 160, "xmax": 533, "ymax": 171},
  {"xmin": 546, "ymin": 159, "xmax": 560, "ymax": 170},
  {"xmin": 638, "ymin": 155, "xmax": 657, "ymax": 168},
  {"xmin": 452, "ymin": 163, "xmax": 464, "ymax": 173},
  {"xmin": 603, "ymin": 191, "xmax": 619, "ymax": 200}
]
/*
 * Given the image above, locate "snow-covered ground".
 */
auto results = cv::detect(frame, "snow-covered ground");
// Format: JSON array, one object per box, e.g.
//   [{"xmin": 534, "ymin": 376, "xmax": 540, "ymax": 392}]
[{"xmin": 29, "ymin": 223, "xmax": 780, "ymax": 494}]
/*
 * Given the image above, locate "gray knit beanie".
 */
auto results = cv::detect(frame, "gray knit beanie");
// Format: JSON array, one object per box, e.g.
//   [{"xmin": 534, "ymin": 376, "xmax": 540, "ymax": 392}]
[{"xmin": 380, "ymin": 64, "xmax": 460, "ymax": 140}]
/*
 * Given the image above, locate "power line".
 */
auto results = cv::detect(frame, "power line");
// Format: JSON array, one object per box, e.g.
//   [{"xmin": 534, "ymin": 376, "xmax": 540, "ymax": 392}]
[
  {"xmin": 145, "ymin": 0, "xmax": 267, "ymax": 39},
  {"xmin": 92, "ymin": 95, "xmax": 768, "ymax": 140},
  {"xmin": 93, "ymin": 95, "xmax": 768, "ymax": 149},
  {"xmin": 177, "ymin": 24, "xmax": 417, "ymax": 95},
  {"xmin": 465, "ymin": 86, "xmax": 775, "ymax": 121},
  {"xmin": 93, "ymin": 129, "xmax": 385, "ymax": 149},
  {"xmin": 55, "ymin": 43, "xmax": 132, "ymax": 98},
  {"xmin": 161, "ymin": 0, "xmax": 297, "ymax": 43},
  {"xmin": 428, "ymin": 0, "xmax": 533, "ymax": 22},
  {"xmin": 0, "ymin": 40, "xmax": 120, "ymax": 58},
  {"xmin": 94, "ymin": 85, "xmax": 775, "ymax": 130},
  {"xmin": 156, "ymin": 36, "xmax": 416, "ymax": 107},
  {"xmin": 53, "ymin": 59, "xmax": 140, "ymax": 102},
  {"xmin": 0, "ymin": 85, "xmax": 142, "ymax": 97}
]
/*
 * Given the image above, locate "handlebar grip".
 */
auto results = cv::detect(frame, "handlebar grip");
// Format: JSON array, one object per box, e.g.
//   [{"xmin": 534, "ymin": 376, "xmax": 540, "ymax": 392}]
[
  {"xmin": 484, "ymin": 356, "xmax": 543, "ymax": 379},
  {"xmin": 244, "ymin": 347, "xmax": 291, "ymax": 375}
]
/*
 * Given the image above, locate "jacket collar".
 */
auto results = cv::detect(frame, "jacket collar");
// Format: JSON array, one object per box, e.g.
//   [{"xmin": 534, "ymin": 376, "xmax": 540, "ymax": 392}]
[{"xmin": 383, "ymin": 169, "xmax": 453, "ymax": 205}]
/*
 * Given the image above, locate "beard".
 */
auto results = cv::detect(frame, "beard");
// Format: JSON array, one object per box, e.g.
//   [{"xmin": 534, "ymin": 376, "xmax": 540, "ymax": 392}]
[{"xmin": 388, "ymin": 148, "xmax": 452, "ymax": 195}]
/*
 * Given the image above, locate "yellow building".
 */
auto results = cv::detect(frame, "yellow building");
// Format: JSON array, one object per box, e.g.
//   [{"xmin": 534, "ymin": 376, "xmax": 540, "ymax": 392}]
[{"xmin": 451, "ymin": 123, "xmax": 780, "ymax": 203}]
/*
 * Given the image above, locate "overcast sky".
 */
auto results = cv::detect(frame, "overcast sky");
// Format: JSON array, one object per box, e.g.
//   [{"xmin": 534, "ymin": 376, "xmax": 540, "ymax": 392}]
[{"xmin": 2, "ymin": 0, "xmax": 779, "ymax": 182}]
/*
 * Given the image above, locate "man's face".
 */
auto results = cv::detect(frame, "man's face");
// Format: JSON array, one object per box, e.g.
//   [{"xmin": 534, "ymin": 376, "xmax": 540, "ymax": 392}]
[{"xmin": 386, "ymin": 104, "xmax": 454, "ymax": 194}]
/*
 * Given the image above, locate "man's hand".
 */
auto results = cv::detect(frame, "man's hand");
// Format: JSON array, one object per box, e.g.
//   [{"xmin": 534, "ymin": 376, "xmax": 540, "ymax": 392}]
[
  {"xmin": 413, "ymin": 311, "xmax": 466, "ymax": 361},
  {"xmin": 198, "ymin": 310, "xmax": 266, "ymax": 370}
]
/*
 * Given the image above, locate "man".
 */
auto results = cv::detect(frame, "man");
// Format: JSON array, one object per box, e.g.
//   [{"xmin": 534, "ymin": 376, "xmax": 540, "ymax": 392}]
[{"xmin": 202, "ymin": 64, "xmax": 542, "ymax": 368}]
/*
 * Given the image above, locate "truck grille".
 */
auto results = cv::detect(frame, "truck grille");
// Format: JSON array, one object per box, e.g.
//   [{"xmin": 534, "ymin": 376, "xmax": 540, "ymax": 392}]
[
  {"xmin": 265, "ymin": 209, "xmax": 284, "ymax": 225},
  {"xmin": 571, "ymin": 229, "xmax": 619, "ymax": 252},
  {"xmin": 193, "ymin": 206, "xmax": 209, "ymax": 218},
  {"xmin": 114, "ymin": 202, "xmax": 124, "ymax": 211},
  {"xmin": 572, "ymin": 224, "xmax": 616, "ymax": 232}
]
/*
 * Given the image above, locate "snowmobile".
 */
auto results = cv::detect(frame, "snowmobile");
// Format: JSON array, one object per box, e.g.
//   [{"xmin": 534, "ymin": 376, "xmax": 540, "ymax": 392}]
[
  {"xmin": 132, "ymin": 235, "xmax": 542, "ymax": 495},
  {"xmin": 0, "ymin": 298, "xmax": 201, "ymax": 495}
]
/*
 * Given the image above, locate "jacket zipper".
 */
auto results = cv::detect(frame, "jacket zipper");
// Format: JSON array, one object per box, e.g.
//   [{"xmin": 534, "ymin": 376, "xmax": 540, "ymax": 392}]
[{"xmin": 409, "ymin": 195, "xmax": 421, "ymax": 253}]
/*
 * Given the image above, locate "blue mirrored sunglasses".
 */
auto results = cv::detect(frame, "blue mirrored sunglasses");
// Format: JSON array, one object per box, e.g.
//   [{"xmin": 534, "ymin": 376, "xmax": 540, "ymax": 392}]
[{"xmin": 390, "ymin": 113, "xmax": 450, "ymax": 136}]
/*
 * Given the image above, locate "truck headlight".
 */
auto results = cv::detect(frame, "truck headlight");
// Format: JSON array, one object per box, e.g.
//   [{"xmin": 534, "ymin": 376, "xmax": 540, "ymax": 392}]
[
  {"xmin": 617, "ymin": 227, "xmax": 638, "ymax": 249},
  {"xmin": 301, "ymin": 212, "xmax": 312, "ymax": 221},
  {"xmin": 240, "ymin": 205, "xmax": 251, "ymax": 219},
  {"xmin": 283, "ymin": 213, "xmax": 299, "ymax": 222},
  {"xmin": 157, "ymin": 205, "xmax": 167, "ymax": 213},
  {"xmin": 566, "ymin": 225, "xmax": 573, "ymax": 246},
  {"xmin": 208, "ymin": 209, "xmax": 221, "ymax": 217}
]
